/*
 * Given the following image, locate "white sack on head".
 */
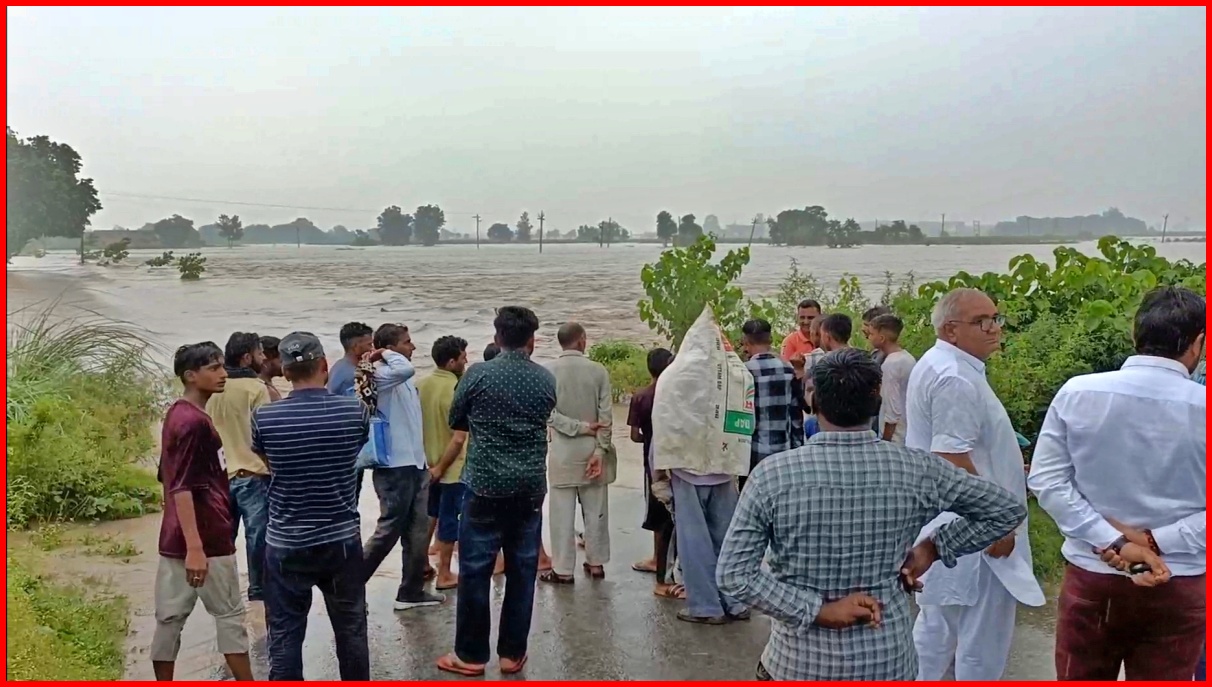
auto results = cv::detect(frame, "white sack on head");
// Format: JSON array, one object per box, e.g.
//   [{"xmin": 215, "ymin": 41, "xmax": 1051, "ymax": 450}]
[{"xmin": 651, "ymin": 306, "xmax": 755, "ymax": 477}]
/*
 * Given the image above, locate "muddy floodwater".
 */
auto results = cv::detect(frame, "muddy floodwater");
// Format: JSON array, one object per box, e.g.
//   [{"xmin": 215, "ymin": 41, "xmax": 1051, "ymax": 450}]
[{"xmin": 8, "ymin": 240, "xmax": 1204, "ymax": 370}]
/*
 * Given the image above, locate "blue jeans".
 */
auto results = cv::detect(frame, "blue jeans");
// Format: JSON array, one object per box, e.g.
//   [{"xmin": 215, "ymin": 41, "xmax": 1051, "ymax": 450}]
[
  {"xmin": 264, "ymin": 537, "xmax": 368, "ymax": 681},
  {"xmin": 1196, "ymin": 647, "xmax": 1205, "ymax": 680},
  {"xmin": 229, "ymin": 475, "xmax": 269, "ymax": 601},
  {"xmin": 427, "ymin": 482, "xmax": 469, "ymax": 543},
  {"xmin": 671, "ymin": 474, "xmax": 746, "ymax": 619},
  {"xmin": 455, "ymin": 492, "xmax": 544, "ymax": 665}
]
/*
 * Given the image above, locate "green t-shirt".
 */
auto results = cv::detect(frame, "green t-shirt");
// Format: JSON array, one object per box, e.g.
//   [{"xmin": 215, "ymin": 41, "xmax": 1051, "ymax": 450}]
[{"xmin": 416, "ymin": 369, "xmax": 466, "ymax": 483}]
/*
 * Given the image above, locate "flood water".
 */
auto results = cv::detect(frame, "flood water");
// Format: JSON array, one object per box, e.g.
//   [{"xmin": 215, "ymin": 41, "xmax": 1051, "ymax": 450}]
[{"xmin": 6, "ymin": 240, "xmax": 1204, "ymax": 372}]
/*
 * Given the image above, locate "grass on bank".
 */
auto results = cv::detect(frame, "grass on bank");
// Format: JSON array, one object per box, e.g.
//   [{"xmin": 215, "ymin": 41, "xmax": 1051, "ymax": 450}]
[
  {"xmin": 6, "ymin": 302, "xmax": 165, "ymax": 529},
  {"xmin": 7, "ymin": 552, "xmax": 129, "ymax": 681}
]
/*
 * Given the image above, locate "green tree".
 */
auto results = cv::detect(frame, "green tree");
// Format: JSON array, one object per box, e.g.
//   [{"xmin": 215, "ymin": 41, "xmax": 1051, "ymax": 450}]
[
  {"xmin": 487, "ymin": 222, "xmax": 513, "ymax": 242},
  {"xmin": 676, "ymin": 214, "xmax": 703, "ymax": 245},
  {"xmin": 515, "ymin": 211, "xmax": 533, "ymax": 243},
  {"xmin": 377, "ymin": 205, "xmax": 413, "ymax": 245},
  {"xmin": 598, "ymin": 218, "xmax": 628, "ymax": 245},
  {"xmin": 414, "ymin": 204, "xmax": 445, "ymax": 246},
  {"xmin": 152, "ymin": 215, "xmax": 200, "ymax": 249},
  {"xmin": 770, "ymin": 206, "xmax": 830, "ymax": 246},
  {"xmin": 637, "ymin": 235, "xmax": 751, "ymax": 350},
  {"xmin": 6, "ymin": 128, "xmax": 103, "ymax": 262},
  {"xmin": 656, "ymin": 210, "xmax": 677, "ymax": 246},
  {"xmin": 216, "ymin": 214, "xmax": 243, "ymax": 248}
]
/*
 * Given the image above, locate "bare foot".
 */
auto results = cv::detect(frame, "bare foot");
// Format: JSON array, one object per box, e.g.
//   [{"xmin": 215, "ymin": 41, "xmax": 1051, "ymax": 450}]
[{"xmin": 435, "ymin": 574, "xmax": 459, "ymax": 591}]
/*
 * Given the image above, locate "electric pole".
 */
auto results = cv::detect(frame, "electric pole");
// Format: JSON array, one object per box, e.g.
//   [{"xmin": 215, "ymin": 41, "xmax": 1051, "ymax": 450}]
[
  {"xmin": 1161, "ymin": 213, "xmax": 1169, "ymax": 244},
  {"xmin": 474, "ymin": 214, "xmax": 481, "ymax": 249},
  {"xmin": 940, "ymin": 213, "xmax": 946, "ymax": 238},
  {"xmin": 747, "ymin": 214, "xmax": 760, "ymax": 249},
  {"xmin": 296, "ymin": 223, "xmax": 301, "ymax": 248},
  {"xmin": 538, "ymin": 211, "xmax": 545, "ymax": 253}
]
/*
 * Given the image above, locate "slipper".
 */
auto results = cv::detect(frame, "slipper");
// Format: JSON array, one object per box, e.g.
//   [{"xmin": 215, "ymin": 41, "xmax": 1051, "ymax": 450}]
[
  {"xmin": 582, "ymin": 562, "xmax": 605, "ymax": 579},
  {"xmin": 677, "ymin": 609, "xmax": 727, "ymax": 625},
  {"xmin": 436, "ymin": 579, "xmax": 460, "ymax": 591},
  {"xmin": 653, "ymin": 584, "xmax": 686, "ymax": 600},
  {"xmin": 727, "ymin": 609, "xmax": 752, "ymax": 622},
  {"xmin": 436, "ymin": 653, "xmax": 485, "ymax": 677},
  {"xmin": 499, "ymin": 655, "xmax": 528, "ymax": 675},
  {"xmin": 539, "ymin": 570, "xmax": 574, "ymax": 585},
  {"xmin": 632, "ymin": 561, "xmax": 658, "ymax": 574}
]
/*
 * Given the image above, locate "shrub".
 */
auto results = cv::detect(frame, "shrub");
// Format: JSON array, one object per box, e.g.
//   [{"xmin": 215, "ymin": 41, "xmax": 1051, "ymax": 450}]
[
  {"xmin": 637, "ymin": 235, "xmax": 751, "ymax": 350},
  {"xmin": 144, "ymin": 250, "xmax": 175, "ymax": 267},
  {"xmin": 6, "ymin": 303, "xmax": 165, "ymax": 528},
  {"xmin": 177, "ymin": 252, "xmax": 206, "ymax": 280},
  {"xmin": 7, "ymin": 554, "xmax": 128, "ymax": 680},
  {"xmin": 588, "ymin": 339, "xmax": 650, "ymax": 402}
]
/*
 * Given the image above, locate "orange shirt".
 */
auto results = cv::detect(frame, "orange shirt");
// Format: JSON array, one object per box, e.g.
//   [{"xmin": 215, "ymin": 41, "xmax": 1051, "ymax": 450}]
[{"xmin": 781, "ymin": 330, "xmax": 816, "ymax": 361}]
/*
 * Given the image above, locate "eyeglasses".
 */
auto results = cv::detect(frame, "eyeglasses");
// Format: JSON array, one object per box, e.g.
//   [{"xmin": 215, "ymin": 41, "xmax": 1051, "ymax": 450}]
[{"xmin": 948, "ymin": 314, "xmax": 1005, "ymax": 334}]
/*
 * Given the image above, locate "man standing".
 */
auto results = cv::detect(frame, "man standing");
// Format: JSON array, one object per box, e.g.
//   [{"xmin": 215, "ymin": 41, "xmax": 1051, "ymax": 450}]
[
  {"xmin": 206, "ymin": 332, "xmax": 271, "ymax": 603},
  {"xmin": 861, "ymin": 305, "xmax": 893, "ymax": 364},
  {"xmin": 817, "ymin": 313, "xmax": 853, "ymax": 353},
  {"xmin": 740, "ymin": 319, "xmax": 803, "ymax": 491},
  {"xmin": 417, "ymin": 335, "xmax": 471, "ymax": 592},
  {"xmin": 865, "ymin": 314, "xmax": 916, "ymax": 445},
  {"xmin": 780, "ymin": 298, "xmax": 821, "ymax": 364},
  {"xmin": 627, "ymin": 348, "xmax": 679, "ymax": 597},
  {"xmin": 153, "ymin": 342, "xmax": 252, "ymax": 681},
  {"xmin": 327, "ymin": 322, "xmax": 374, "ymax": 396},
  {"xmin": 361, "ymin": 323, "xmax": 445, "ymax": 610},
  {"xmin": 717, "ymin": 348, "xmax": 1026, "ymax": 681},
  {"xmin": 257, "ymin": 335, "xmax": 283, "ymax": 402},
  {"xmin": 252, "ymin": 332, "xmax": 369, "ymax": 681},
  {"xmin": 907, "ymin": 288, "xmax": 1045, "ymax": 681},
  {"xmin": 436, "ymin": 306, "xmax": 556, "ymax": 677},
  {"xmin": 543, "ymin": 322, "xmax": 613, "ymax": 584},
  {"xmin": 1029, "ymin": 286, "xmax": 1204, "ymax": 680}
]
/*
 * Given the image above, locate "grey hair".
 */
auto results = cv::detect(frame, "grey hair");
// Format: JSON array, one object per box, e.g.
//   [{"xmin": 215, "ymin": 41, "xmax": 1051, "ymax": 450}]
[{"xmin": 931, "ymin": 288, "xmax": 983, "ymax": 334}]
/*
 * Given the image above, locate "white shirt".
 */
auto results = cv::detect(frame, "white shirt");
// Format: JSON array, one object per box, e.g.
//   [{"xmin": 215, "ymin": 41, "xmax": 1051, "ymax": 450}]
[
  {"xmin": 1027, "ymin": 356, "xmax": 1206, "ymax": 577},
  {"xmin": 878, "ymin": 349, "xmax": 916, "ymax": 445},
  {"xmin": 906, "ymin": 340, "xmax": 1045, "ymax": 607}
]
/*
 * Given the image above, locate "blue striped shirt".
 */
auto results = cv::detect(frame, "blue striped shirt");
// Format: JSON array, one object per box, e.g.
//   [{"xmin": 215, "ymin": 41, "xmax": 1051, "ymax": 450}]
[{"xmin": 252, "ymin": 388, "xmax": 369, "ymax": 549}]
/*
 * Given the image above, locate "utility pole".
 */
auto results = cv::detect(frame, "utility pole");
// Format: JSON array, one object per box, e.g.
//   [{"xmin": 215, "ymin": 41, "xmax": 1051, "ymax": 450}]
[
  {"xmin": 1161, "ymin": 213, "xmax": 1169, "ymax": 243},
  {"xmin": 474, "ymin": 214, "xmax": 481, "ymax": 249},
  {"xmin": 940, "ymin": 213, "xmax": 946, "ymax": 238},
  {"xmin": 538, "ymin": 211, "xmax": 545, "ymax": 253},
  {"xmin": 296, "ymin": 224, "xmax": 301, "ymax": 248},
  {"xmin": 747, "ymin": 214, "xmax": 760, "ymax": 249}
]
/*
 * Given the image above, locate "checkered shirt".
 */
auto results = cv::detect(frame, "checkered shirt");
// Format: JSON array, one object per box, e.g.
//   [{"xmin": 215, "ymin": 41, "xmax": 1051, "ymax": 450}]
[
  {"xmin": 745, "ymin": 352, "xmax": 805, "ymax": 468},
  {"xmin": 716, "ymin": 431, "xmax": 1026, "ymax": 681}
]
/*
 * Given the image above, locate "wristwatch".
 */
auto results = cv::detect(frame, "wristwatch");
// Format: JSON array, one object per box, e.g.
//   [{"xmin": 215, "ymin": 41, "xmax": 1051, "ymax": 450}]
[{"xmin": 1108, "ymin": 535, "xmax": 1129, "ymax": 554}]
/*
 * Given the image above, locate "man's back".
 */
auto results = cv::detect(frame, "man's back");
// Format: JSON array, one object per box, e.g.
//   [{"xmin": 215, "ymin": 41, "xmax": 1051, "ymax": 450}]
[
  {"xmin": 717, "ymin": 431, "xmax": 1025, "ymax": 680},
  {"xmin": 327, "ymin": 357, "xmax": 356, "ymax": 396},
  {"xmin": 206, "ymin": 377, "xmax": 270, "ymax": 475},
  {"xmin": 252, "ymin": 388, "xmax": 368, "ymax": 549},
  {"xmin": 1029, "ymin": 356, "xmax": 1206, "ymax": 576},
  {"xmin": 450, "ymin": 351, "xmax": 556, "ymax": 497},
  {"xmin": 416, "ymin": 370, "xmax": 465, "ymax": 483},
  {"xmin": 745, "ymin": 352, "xmax": 801, "ymax": 463}
]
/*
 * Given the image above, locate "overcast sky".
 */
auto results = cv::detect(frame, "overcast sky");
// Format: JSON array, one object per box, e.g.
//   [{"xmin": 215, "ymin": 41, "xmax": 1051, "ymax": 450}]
[{"xmin": 7, "ymin": 6, "xmax": 1207, "ymax": 233}]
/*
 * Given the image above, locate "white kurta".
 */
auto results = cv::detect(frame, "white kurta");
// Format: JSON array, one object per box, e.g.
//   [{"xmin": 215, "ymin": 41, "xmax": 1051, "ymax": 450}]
[{"xmin": 905, "ymin": 340, "xmax": 1045, "ymax": 680}]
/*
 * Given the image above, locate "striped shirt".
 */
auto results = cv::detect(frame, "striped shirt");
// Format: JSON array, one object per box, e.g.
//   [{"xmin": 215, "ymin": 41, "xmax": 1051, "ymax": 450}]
[{"xmin": 252, "ymin": 388, "xmax": 369, "ymax": 549}]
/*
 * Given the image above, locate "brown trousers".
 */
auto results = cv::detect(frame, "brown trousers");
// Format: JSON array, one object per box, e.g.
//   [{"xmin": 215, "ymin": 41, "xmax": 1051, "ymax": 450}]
[{"xmin": 1056, "ymin": 564, "xmax": 1205, "ymax": 680}]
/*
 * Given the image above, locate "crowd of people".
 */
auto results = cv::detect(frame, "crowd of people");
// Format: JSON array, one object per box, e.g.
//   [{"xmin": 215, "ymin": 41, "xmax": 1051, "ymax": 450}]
[{"xmin": 150, "ymin": 285, "xmax": 1204, "ymax": 682}]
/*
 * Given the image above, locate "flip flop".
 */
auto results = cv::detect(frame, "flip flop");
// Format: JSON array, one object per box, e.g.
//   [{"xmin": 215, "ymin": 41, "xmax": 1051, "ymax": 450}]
[
  {"xmin": 436, "ymin": 579, "xmax": 460, "ymax": 591},
  {"xmin": 632, "ymin": 561, "xmax": 658, "ymax": 574},
  {"xmin": 539, "ymin": 570, "xmax": 574, "ymax": 585},
  {"xmin": 499, "ymin": 655, "xmax": 528, "ymax": 675},
  {"xmin": 653, "ymin": 584, "xmax": 686, "ymax": 600},
  {"xmin": 582, "ymin": 562, "xmax": 605, "ymax": 579},
  {"xmin": 436, "ymin": 653, "xmax": 485, "ymax": 677}
]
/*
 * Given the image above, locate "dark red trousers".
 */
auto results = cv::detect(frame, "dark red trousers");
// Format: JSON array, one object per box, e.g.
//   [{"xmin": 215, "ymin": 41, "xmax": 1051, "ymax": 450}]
[{"xmin": 1056, "ymin": 564, "xmax": 1205, "ymax": 680}]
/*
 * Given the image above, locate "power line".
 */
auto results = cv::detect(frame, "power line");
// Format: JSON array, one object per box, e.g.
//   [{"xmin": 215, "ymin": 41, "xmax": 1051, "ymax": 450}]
[{"xmin": 99, "ymin": 191, "xmax": 483, "ymax": 216}]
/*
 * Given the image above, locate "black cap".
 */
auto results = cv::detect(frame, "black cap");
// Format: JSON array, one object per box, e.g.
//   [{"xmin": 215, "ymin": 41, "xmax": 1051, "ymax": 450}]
[{"xmin": 279, "ymin": 331, "xmax": 325, "ymax": 364}]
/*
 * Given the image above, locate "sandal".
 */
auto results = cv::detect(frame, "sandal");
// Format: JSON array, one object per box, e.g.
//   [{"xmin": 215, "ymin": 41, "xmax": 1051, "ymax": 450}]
[
  {"xmin": 539, "ymin": 570, "xmax": 574, "ymax": 585},
  {"xmin": 632, "ymin": 560, "xmax": 658, "ymax": 574},
  {"xmin": 499, "ymin": 655, "xmax": 528, "ymax": 675},
  {"xmin": 436, "ymin": 578, "xmax": 460, "ymax": 591},
  {"xmin": 676, "ymin": 609, "xmax": 727, "ymax": 625},
  {"xmin": 582, "ymin": 562, "xmax": 605, "ymax": 579},
  {"xmin": 436, "ymin": 653, "xmax": 486, "ymax": 677},
  {"xmin": 653, "ymin": 583, "xmax": 686, "ymax": 600}
]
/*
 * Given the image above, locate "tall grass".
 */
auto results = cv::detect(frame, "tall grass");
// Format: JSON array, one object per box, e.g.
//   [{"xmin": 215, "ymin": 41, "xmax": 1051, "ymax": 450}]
[{"xmin": 6, "ymin": 301, "xmax": 166, "ymax": 527}]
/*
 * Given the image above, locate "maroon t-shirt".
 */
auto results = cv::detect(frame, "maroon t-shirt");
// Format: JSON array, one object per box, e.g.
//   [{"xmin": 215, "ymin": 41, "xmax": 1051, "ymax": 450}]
[
  {"xmin": 157, "ymin": 399, "xmax": 236, "ymax": 559},
  {"xmin": 628, "ymin": 383, "xmax": 656, "ymax": 470}
]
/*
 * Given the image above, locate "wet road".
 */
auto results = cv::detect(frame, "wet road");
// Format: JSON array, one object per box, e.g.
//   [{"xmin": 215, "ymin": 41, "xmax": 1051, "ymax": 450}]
[{"xmin": 119, "ymin": 421, "xmax": 1059, "ymax": 681}]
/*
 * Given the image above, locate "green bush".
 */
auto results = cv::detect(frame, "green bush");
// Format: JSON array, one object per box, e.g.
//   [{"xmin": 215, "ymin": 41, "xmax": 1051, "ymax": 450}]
[
  {"xmin": 6, "ymin": 304, "xmax": 165, "ymax": 528},
  {"xmin": 588, "ymin": 339, "xmax": 650, "ymax": 402},
  {"xmin": 7, "ymin": 553, "xmax": 128, "ymax": 680}
]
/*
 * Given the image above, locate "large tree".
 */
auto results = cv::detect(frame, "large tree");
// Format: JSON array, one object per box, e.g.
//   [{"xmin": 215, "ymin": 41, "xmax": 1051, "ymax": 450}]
[
  {"xmin": 152, "ymin": 214, "xmax": 201, "ymax": 248},
  {"xmin": 414, "ymin": 204, "xmax": 445, "ymax": 246},
  {"xmin": 216, "ymin": 214, "xmax": 243, "ymax": 248},
  {"xmin": 487, "ymin": 222, "xmax": 513, "ymax": 242},
  {"xmin": 656, "ymin": 210, "xmax": 677, "ymax": 246},
  {"xmin": 377, "ymin": 205, "xmax": 413, "ymax": 245},
  {"xmin": 6, "ymin": 127, "xmax": 102, "ymax": 262},
  {"xmin": 677, "ymin": 214, "xmax": 703, "ymax": 245},
  {"xmin": 515, "ymin": 211, "xmax": 533, "ymax": 243}
]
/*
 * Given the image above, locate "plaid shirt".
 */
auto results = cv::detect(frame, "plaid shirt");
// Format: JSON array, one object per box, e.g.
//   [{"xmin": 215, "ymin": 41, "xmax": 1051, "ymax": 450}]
[
  {"xmin": 745, "ymin": 352, "xmax": 805, "ymax": 468},
  {"xmin": 717, "ymin": 431, "xmax": 1026, "ymax": 681}
]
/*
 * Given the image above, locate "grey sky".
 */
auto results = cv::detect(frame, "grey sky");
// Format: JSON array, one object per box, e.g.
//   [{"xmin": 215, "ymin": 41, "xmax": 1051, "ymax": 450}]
[{"xmin": 7, "ymin": 6, "xmax": 1206, "ymax": 233}]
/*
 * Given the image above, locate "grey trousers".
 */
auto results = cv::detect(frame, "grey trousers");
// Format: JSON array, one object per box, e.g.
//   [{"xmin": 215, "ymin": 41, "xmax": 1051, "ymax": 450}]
[
  {"xmin": 670, "ymin": 474, "xmax": 746, "ymax": 619},
  {"xmin": 549, "ymin": 484, "xmax": 610, "ymax": 576},
  {"xmin": 361, "ymin": 466, "xmax": 430, "ymax": 598},
  {"xmin": 151, "ymin": 555, "xmax": 249, "ymax": 662}
]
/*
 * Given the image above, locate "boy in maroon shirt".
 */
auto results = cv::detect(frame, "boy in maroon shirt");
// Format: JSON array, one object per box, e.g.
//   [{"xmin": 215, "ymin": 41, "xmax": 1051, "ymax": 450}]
[{"xmin": 152, "ymin": 342, "xmax": 253, "ymax": 681}]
